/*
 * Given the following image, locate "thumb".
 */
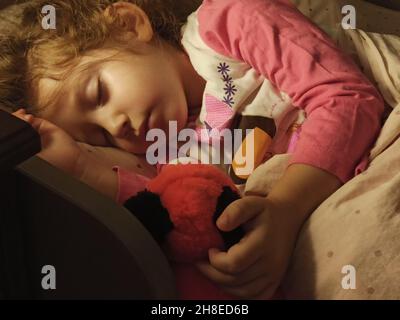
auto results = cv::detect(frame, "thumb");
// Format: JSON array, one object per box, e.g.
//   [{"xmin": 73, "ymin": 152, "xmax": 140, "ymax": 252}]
[{"xmin": 216, "ymin": 197, "xmax": 262, "ymax": 232}]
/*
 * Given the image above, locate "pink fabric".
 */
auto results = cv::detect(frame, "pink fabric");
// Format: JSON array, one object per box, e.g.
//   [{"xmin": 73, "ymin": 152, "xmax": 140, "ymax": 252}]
[
  {"xmin": 113, "ymin": 149, "xmax": 182, "ymax": 204},
  {"xmin": 287, "ymin": 127, "xmax": 302, "ymax": 154},
  {"xmin": 196, "ymin": 94, "xmax": 235, "ymax": 142},
  {"xmin": 197, "ymin": 0, "xmax": 384, "ymax": 183},
  {"xmin": 112, "ymin": 166, "xmax": 151, "ymax": 205},
  {"xmin": 204, "ymin": 94, "xmax": 235, "ymax": 129}
]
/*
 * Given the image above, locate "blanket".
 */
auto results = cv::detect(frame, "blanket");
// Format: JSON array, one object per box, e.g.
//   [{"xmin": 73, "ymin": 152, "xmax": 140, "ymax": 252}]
[{"xmin": 245, "ymin": 7, "xmax": 400, "ymax": 298}]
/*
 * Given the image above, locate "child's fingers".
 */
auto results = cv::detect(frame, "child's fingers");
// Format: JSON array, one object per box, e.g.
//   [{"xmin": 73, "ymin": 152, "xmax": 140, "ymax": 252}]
[
  {"xmin": 13, "ymin": 112, "xmax": 59, "ymax": 137},
  {"xmin": 28, "ymin": 116, "xmax": 48, "ymax": 132},
  {"xmin": 24, "ymin": 116, "xmax": 57, "ymax": 135},
  {"xmin": 244, "ymin": 190, "xmax": 265, "ymax": 197},
  {"xmin": 208, "ymin": 226, "xmax": 266, "ymax": 274},
  {"xmin": 24, "ymin": 114, "xmax": 35, "ymax": 124},
  {"xmin": 195, "ymin": 261, "xmax": 244, "ymax": 286},
  {"xmin": 13, "ymin": 108, "xmax": 26, "ymax": 115},
  {"xmin": 12, "ymin": 111, "xmax": 35, "ymax": 125},
  {"xmin": 195, "ymin": 255, "xmax": 265, "ymax": 286},
  {"xmin": 216, "ymin": 197, "xmax": 263, "ymax": 232}
]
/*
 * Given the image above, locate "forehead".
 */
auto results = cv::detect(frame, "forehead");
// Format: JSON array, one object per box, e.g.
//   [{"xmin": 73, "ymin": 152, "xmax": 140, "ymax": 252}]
[
  {"xmin": 35, "ymin": 48, "xmax": 123, "ymax": 117},
  {"xmin": 36, "ymin": 77, "xmax": 71, "ymax": 119}
]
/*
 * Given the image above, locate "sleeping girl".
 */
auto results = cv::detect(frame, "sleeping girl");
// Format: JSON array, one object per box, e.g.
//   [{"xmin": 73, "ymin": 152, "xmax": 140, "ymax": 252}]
[{"xmin": 1, "ymin": 0, "xmax": 384, "ymax": 299}]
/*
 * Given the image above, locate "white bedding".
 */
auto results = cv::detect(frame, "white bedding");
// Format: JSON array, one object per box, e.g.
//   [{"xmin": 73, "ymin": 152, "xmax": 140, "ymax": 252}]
[{"xmin": 245, "ymin": 1, "xmax": 400, "ymax": 299}]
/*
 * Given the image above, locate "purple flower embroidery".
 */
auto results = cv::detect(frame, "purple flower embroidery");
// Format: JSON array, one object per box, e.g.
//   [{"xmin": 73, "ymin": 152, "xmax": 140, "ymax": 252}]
[
  {"xmin": 222, "ymin": 74, "xmax": 233, "ymax": 83},
  {"xmin": 224, "ymin": 82, "xmax": 237, "ymax": 96},
  {"xmin": 217, "ymin": 62, "xmax": 230, "ymax": 74},
  {"xmin": 223, "ymin": 96, "xmax": 234, "ymax": 107},
  {"xmin": 217, "ymin": 62, "xmax": 237, "ymax": 108}
]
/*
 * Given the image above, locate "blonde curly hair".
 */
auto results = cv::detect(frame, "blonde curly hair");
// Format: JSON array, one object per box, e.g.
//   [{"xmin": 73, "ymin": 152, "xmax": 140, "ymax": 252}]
[{"xmin": 0, "ymin": 0, "xmax": 200, "ymax": 113}]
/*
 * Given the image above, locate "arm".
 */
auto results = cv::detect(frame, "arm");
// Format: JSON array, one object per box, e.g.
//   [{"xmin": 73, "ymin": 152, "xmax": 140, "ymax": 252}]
[
  {"xmin": 266, "ymin": 164, "xmax": 342, "ymax": 231},
  {"xmin": 198, "ymin": 0, "xmax": 384, "ymax": 183},
  {"xmin": 12, "ymin": 110, "xmax": 120, "ymax": 201},
  {"xmin": 195, "ymin": 162, "xmax": 342, "ymax": 299},
  {"xmin": 193, "ymin": 2, "xmax": 383, "ymax": 298}
]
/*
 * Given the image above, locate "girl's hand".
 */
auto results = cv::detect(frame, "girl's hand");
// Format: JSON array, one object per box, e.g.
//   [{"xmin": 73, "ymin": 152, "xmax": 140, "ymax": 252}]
[
  {"xmin": 195, "ymin": 195, "xmax": 299, "ymax": 299},
  {"xmin": 12, "ymin": 109, "xmax": 86, "ymax": 178},
  {"xmin": 195, "ymin": 164, "xmax": 341, "ymax": 299}
]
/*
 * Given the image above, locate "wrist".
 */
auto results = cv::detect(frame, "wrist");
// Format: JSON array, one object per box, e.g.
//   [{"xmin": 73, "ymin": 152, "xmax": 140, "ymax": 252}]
[
  {"xmin": 265, "ymin": 163, "xmax": 342, "ymax": 227},
  {"xmin": 260, "ymin": 196, "xmax": 303, "ymax": 254},
  {"xmin": 265, "ymin": 195, "xmax": 305, "ymax": 233}
]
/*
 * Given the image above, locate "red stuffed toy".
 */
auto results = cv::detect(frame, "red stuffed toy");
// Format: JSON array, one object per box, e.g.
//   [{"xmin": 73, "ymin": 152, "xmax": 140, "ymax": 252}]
[{"xmin": 123, "ymin": 163, "xmax": 245, "ymax": 299}]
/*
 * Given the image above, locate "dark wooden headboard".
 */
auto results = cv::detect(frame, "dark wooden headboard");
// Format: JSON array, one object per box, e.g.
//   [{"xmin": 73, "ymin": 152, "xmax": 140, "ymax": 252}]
[
  {"xmin": 2, "ymin": 0, "xmax": 398, "ymax": 12},
  {"xmin": 0, "ymin": 109, "xmax": 177, "ymax": 299},
  {"xmin": 365, "ymin": 0, "xmax": 400, "ymax": 11}
]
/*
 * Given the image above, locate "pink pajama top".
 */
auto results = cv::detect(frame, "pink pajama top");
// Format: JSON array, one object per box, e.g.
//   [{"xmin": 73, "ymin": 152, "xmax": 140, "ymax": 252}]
[{"xmin": 114, "ymin": 0, "xmax": 384, "ymax": 205}]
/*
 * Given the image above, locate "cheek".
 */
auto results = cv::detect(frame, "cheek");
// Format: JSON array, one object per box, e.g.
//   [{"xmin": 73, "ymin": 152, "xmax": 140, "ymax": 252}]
[
  {"xmin": 166, "ymin": 88, "xmax": 189, "ymax": 124},
  {"xmin": 176, "ymin": 102, "xmax": 189, "ymax": 130}
]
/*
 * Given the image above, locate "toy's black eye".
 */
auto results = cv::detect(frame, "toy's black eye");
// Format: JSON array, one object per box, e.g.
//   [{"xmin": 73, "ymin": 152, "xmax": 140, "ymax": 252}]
[
  {"xmin": 213, "ymin": 187, "xmax": 244, "ymax": 249},
  {"xmin": 124, "ymin": 190, "xmax": 174, "ymax": 244}
]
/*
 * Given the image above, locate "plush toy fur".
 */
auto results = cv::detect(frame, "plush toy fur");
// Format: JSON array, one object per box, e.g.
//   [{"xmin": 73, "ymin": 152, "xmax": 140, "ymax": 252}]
[{"xmin": 124, "ymin": 164, "xmax": 244, "ymax": 299}]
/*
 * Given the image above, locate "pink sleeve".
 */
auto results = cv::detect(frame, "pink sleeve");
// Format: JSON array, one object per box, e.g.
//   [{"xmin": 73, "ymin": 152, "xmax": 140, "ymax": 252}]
[
  {"xmin": 112, "ymin": 166, "xmax": 151, "ymax": 205},
  {"xmin": 198, "ymin": 0, "xmax": 384, "ymax": 182}
]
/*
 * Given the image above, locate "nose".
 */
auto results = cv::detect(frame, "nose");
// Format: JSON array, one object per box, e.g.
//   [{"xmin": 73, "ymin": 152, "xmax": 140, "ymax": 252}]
[{"xmin": 103, "ymin": 113, "xmax": 132, "ymax": 139}]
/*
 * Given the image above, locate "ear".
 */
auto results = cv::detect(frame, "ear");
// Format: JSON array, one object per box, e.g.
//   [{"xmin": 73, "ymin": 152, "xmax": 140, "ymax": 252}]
[{"xmin": 105, "ymin": 1, "xmax": 153, "ymax": 42}]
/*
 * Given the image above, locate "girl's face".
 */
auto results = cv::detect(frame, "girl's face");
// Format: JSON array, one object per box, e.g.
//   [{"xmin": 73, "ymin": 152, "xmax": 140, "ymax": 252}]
[{"xmin": 36, "ymin": 46, "xmax": 192, "ymax": 154}]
